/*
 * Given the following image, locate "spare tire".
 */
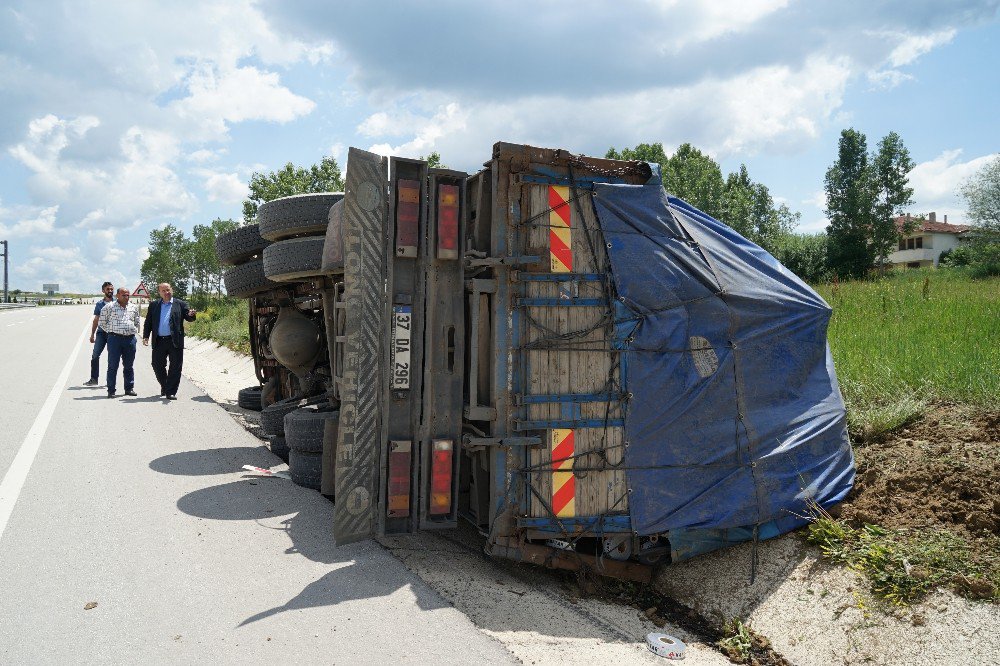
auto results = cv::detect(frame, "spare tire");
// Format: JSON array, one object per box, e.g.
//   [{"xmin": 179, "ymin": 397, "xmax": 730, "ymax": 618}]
[
  {"xmin": 289, "ymin": 450, "xmax": 322, "ymax": 490},
  {"xmin": 258, "ymin": 193, "xmax": 344, "ymax": 241},
  {"xmin": 263, "ymin": 236, "xmax": 326, "ymax": 283},
  {"xmin": 268, "ymin": 435, "xmax": 289, "ymax": 463},
  {"xmin": 224, "ymin": 258, "xmax": 272, "ymax": 299},
  {"xmin": 260, "ymin": 394, "xmax": 327, "ymax": 436},
  {"xmin": 285, "ymin": 406, "xmax": 339, "ymax": 454},
  {"xmin": 238, "ymin": 385, "xmax": 262, "ymax": 411},
  {"xmin": 216, "ymin": 224, "xmax": 269, "ymax": 266}
]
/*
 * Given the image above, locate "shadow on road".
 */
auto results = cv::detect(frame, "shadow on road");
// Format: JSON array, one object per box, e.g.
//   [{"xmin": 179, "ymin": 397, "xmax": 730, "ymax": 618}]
[
  {"xmin": 150, "ymin": 446, "xmax": 448, "ymax": 626},
  {"xmin": 150, "ymin": 445, "xmax": 275, "ymax": 475}
]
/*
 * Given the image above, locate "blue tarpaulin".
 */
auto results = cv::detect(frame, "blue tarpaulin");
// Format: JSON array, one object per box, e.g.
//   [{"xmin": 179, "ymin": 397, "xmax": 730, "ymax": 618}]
[{"xmin": 592, "ymin": 182, "xmax": 855, "ymax": 547}]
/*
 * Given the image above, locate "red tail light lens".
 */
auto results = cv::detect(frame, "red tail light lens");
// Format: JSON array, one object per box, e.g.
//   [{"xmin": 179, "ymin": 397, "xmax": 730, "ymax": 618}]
[
  {"xmin": 387, "ymin": 440, "xmax": 412, "ymax": 518},
  {"xmin": 395, "ymin": 179, "xmax": 420, "ymax": 258},
  {"xmin": 437, "ymin": 185, "xmax": 459, "ymax": 259},
  {"xmin": 429, "ymin": 439, "xmax": 453, "ymax": 515}
]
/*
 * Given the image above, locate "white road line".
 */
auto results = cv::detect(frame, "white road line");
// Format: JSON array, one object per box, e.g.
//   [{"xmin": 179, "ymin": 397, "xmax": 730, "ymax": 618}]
[{"xmin": 0, "ymin": 320, "xmax": 90, "ymax": 542}]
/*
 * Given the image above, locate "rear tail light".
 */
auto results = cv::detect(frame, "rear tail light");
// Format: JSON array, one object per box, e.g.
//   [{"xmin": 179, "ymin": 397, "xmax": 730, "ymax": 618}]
[
  {"xmin": 436, "ymin": 185, "xmax": 459, "ymax": 259},
  {"xmin": 395, "ymin": 179, "xmax": 420, "ymax": 258},
  {"xmin": 387, "ymin": 440, "xmax": 412, "ymax": 518},
  {"xmin": 429, "ymin": 439, "xmax": 453, "ymax": 515}
]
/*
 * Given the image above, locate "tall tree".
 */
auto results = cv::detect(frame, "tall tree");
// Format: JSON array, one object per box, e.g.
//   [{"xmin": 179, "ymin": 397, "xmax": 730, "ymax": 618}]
[
  {"xmin": 824, "ymin": 128, "xmax": 916, "ymax": 278},
  {"xmin": 190, "ymin": 218, "xmax": 237, "ymax": 297},
  {"xmin": 141, "ymin": 224, "xmax": 191, "ymax": 296},
  {"xmin": 824, "ymin": 129, "xmax": 874, "ymax": 279},
  {"xmin": 869, "ymin": 132, "xmax": 915, "ymax": 267},
  {"xmin": 242, "ymin": 157, "xmax": 345, "ymax": 225},
  {"xmin": 958, "ymin": 155, "xmax": 1000, "ymax": 276},
  {"xmin": 960, "ymin": 155, "xmax": 1000, "ymax": 233}
]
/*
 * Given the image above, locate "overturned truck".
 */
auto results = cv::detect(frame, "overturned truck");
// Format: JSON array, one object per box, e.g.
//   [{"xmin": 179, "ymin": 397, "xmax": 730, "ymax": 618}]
[{"xmin": 217, "ymin": 143, "xmax": 855, "ymax": 582}]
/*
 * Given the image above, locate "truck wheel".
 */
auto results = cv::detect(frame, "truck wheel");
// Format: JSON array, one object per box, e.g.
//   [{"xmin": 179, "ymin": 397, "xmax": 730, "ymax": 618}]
[
  {"xmin": 289, "ymin": 450, "xmax": 322, "ymax": 490},
  {"xmin": 224, "ymin": 258, "xmax": 273, "ymax": 298},
  {"xmin": 238, "ymin": 385, "xmax": 262, "ymax": 411},
  {"xmin": 257, "ymin": 193, "xmax": 344, "ymax": 241},
  {"xmin": 285, "ymin": 406, "xmax": 339, "ymax": 454},
  {"xmin": 216, "ymin": 224, "xmax": 269, "ymax": 266},
  {"xmin": 268, "ymin": 435, "xmax": 289, "ymax": 463},
  {"xmin": 263, "ymin": 236, "xmax": 326, "ymax": 283},
  {"xmin": 260, "ymin": 394, "xmax": 326, "ymax": 436}
]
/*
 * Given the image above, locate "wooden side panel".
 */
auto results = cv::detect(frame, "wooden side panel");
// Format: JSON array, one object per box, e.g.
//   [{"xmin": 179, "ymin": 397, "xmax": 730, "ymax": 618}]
[{"xmin": 524, "ymin": 184, "xmax": 628, "ymax": 518}]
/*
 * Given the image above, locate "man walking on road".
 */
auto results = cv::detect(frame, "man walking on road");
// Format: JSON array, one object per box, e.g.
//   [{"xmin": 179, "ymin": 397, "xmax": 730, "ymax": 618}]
[
  {"xmin": 83, "ymin": 281, "xmax": 114, "ymax": 386},
  {"xmin": 98, "ymin": 287, "xmax": 140, "ymax": 398},
  {"xmin": 142, "ymin": 283, "xmax": 197, "ymax": 400}
]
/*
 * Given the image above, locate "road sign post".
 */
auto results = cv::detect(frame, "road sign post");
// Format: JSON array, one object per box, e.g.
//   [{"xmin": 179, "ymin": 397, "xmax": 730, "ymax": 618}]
[{"xmin": 1, "ymin": 240, "xmax": 8, "ymax": 304}]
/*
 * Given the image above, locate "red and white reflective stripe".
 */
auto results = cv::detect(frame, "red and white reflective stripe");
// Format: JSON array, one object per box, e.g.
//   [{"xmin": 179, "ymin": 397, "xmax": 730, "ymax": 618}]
[
  {"xmin": 548, "ymin": 186, "xmax": 572, "ymax": 273},
  {"xmin": 550, "ymin": 429, "xmax": 575, "ymax": 518}
]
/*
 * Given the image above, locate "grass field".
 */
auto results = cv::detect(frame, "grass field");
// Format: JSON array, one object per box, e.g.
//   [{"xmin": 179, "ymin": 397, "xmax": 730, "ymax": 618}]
[
  {"xmin": 186, "ymin": 298, "xmax": 251, "ymax": 355},
  {"xmin": 815, "ymin": 268, "xmax": 1000, "ymax": 439}
]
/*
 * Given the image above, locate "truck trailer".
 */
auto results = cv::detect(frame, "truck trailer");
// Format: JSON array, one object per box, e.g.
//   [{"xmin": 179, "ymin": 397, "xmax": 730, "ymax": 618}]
[{"xmin": 217, "ymin": 142, "xmax": 855, "ymax": 582}]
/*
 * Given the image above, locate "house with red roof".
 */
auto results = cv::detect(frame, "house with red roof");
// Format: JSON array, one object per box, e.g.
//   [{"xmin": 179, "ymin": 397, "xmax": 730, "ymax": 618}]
[{"xmin": 889, "ymin": 212, "xmax": 970, "ymax": 268}]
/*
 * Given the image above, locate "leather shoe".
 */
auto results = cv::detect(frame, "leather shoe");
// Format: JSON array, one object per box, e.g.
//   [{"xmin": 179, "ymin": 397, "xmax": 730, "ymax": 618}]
[
  {"xmin": 167, "ymin": 395, "xmax": 178, "ymax": 400},
  {"xmin": 125, "ymin": 390, "xmax": 137, "ymax": 396},
  {"xmin": 107, "ymin": 392, "xmax": 117, "ymax": 398}
]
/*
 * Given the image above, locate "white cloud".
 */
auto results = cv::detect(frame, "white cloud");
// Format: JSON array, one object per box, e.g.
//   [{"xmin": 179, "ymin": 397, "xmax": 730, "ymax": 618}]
[
  {"xmin": 908, "ymin": 149, "xmax": 999, "ymax": 222},
  {"xmin": 866, "ymin": 29, "xmax": 956, "ymax": 89},
  {"xmin": 171, "ymin": 64, "xmax": 316, "ymax": 139},
  {"xmin": 201, "ymin": 171, "xmax": 248, "ymax": 203},
  {"xmin": 365, "ymin": 103, "xmax": 468, "ymax": 157},
  {"xmin": 8, "ymin": 116, "xmax": 197, "ymax": 230},
  {"xmin": 802, "ymin": 190, "xmax": 827, "ymax": 210},
  {"xmin": 0, "ymin": 202, "xmax": 59, "ymax": 238},
  {"xmin": 186, "ymin": 149, "xmax": 223, "ymax": 163}
]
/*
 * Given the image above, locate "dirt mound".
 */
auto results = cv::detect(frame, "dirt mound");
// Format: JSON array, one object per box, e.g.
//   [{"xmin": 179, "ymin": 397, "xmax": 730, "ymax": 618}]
[{"xmin": 842, "ymin": 403, "xmax": 999, "ymax": 540}]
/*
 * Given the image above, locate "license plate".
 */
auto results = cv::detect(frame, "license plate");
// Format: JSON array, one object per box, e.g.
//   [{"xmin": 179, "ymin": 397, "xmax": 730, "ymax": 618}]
[{"xmin": 391, "ymin": 305, "xmax": 412, "ymax": 390}]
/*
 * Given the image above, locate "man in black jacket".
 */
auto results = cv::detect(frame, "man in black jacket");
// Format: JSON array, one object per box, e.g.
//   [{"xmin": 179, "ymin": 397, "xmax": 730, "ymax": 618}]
[{"xmin": 142, "ymin": 283, "xmax": 197, "ymax": 400}]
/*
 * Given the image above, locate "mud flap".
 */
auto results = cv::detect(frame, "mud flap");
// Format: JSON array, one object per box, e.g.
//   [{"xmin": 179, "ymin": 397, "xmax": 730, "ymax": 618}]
[{"xmin": 333, "ymin": 148, "xmax": 389, "ymax": 545}]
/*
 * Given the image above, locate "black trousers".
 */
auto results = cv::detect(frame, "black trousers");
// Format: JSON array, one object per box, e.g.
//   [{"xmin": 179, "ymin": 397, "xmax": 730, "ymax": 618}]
[{"xmin": 152, "ymin": 337, "xmax": 184, "ymax": 395}]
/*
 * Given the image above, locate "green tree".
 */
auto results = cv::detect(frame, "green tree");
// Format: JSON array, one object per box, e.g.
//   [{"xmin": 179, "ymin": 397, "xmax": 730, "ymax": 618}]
[
  {"xmin": 869, "ymin": 132, "xmax": 915, "ymax": 267},
  {"xmin": 958, "ymin": 155, "xmax": 1000, "ymax": 276},
  {"xmin": 824, "ymin": 129, "xmax": 874, "ymax": 279},
  {"xmin": 242, "ymin": 156, "xmax": 344, "ymax": 225},
  {"xmin": 773, "ymin": 233, "xmax": 830, "ymax": 283},
  {"xmin": 720, "ymin": 165, "xmax": 798, "ymax": 254},
  {"xmin": 421, "ymin": 152, "xmax": 447, "ymax": 169},
  {"xmin": 609, "ymin": 143, "xmax": 726, "ymax": 219},
  {"xmin": 190, "ymin": 218, "xmax": 237, "ymax": 298},
  {"xmin": 824, "ymin": 129, "xmax": 915, "ymax": 278},
  {"xmin": 141, "ymin": 224, "xmax": 191, "ymax": 297}
]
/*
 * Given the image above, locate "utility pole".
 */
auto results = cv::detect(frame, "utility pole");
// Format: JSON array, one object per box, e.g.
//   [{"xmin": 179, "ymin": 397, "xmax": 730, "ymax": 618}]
[{"xmin": 1, "ymin": 240, "xmax": 8, "ymax": 304}]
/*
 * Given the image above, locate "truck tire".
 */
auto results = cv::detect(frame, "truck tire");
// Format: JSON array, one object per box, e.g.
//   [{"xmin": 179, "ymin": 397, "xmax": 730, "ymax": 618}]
[
  {"xmin": 224, "ymin": 258, "xmax": 272, "ymax": 298},
  {"xmin": 238, "ymin": 385, "xmax": 262, "ymax": 411},
  {"xmin": 263, "ymin": 236, "xmax": 326, "ymax": 283},
  {"xmin": 216, "ymin": 224, "xmax": 269, "ymax": 266},
  {"xmin": 258, "ymin": 193, "xmax": 344, "ymax": 241},
  {"xmin": 260, "ymin": 394, "xmax": 326, "ymax": 436},
  {"xmin": 268, "ymin": 435, "xmax": 289, "ymax": 463},
  {"xmin": 289, "ymin": 450, "xmax": 322, "ymax": 490},
  {"xmin": 285, "ymin": 406, "xmax": 339, "ymax": 454}
]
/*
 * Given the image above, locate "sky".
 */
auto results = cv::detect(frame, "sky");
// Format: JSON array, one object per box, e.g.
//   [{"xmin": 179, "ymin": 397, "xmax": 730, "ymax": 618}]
[{"xmin": 0, "ymin": 0, "xmax": 998, "ymax": 294}]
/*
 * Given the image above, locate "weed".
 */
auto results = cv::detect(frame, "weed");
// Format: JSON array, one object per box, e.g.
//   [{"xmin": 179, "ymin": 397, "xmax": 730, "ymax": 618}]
[
  {"xmin": 717, "ymin": 618, "xmax": 753, "ymax": 663},
  {"xmin": 806, "ymin": 513, "xmax": 999, "ymax": 604}
]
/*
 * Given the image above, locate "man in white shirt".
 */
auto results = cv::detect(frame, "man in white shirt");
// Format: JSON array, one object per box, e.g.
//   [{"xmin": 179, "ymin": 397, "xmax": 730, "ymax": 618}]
[{"xmin": 98, "ymin": 287, "xmax": 140, "ymax": 398}]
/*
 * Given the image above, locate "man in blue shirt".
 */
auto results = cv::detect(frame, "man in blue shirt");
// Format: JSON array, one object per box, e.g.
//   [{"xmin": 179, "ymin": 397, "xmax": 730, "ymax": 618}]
[
  {"xmin": 83, "ymin": 281, "xmax": 114, "ymax": 386},
  {"xmin": 142, "ymin": 282, "xmax": 197, "ymax": 400}
]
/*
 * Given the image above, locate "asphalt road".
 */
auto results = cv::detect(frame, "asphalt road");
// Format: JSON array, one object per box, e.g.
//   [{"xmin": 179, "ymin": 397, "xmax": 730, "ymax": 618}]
[{"xmin": 0, "ymin": 305, "xmax": 514, "ymax": 664}]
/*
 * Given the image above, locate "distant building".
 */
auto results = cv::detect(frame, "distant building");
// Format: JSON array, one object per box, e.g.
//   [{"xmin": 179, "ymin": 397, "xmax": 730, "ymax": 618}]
[{"xmin": 888, "ymin": 212, "xmax": 970, "ymax": 269}]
